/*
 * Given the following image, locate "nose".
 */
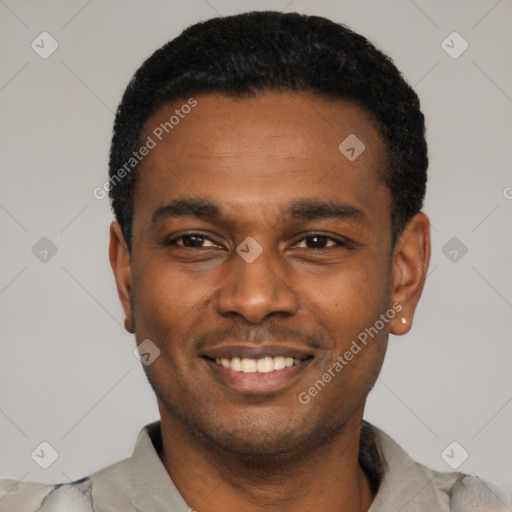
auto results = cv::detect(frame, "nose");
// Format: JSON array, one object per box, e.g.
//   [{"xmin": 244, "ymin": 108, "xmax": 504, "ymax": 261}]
[{"xmin": 215, "ymin": 244, "xmax": 300, "ymax": 324}]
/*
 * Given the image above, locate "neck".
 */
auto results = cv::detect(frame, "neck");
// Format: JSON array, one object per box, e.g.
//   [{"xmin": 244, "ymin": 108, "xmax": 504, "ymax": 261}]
[{"xmin": 157, "ymin": 404, "xmax": 377, "ymax": 512}]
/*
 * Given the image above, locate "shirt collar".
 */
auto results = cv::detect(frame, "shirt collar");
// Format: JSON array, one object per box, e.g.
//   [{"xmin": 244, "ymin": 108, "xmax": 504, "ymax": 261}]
[
  {"xmin": 114, "ymin": 420, "xmax": 461, "ymax": 512},
  {"xmin": 367, "ymin": 424, "xmax": 462, "ymax": 511},
  {"xmin": 127, "ymin": 421, "xmax": 190, "ymax": 511}
]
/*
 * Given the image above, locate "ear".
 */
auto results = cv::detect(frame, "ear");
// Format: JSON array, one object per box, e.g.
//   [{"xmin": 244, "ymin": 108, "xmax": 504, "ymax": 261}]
[
  {"xmin": 389, "ymin": 213, "xmax": 431, "ymax": 336},
  {"xmin": 109, "ymin": 221, "xmax": 135, "ymax": 333}
]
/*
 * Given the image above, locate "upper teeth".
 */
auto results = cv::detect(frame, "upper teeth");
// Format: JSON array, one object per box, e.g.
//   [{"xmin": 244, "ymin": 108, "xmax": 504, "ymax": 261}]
[{"xmin": 215, "ymin": 356, "xmax": 300, "ymax": 373}]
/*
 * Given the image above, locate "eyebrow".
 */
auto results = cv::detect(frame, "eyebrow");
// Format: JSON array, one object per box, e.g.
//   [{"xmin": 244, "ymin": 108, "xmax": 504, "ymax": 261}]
[
  {"xmin": 151, "ymin": 197, "xmax": 364, "ymax": 225},
  {"xmin": 152, "ymin": 198, "xmax": 221, "ymax": 224},
  {"xmin": 287, "ymin": 199, "xmax": 363, "ymax": 222}
]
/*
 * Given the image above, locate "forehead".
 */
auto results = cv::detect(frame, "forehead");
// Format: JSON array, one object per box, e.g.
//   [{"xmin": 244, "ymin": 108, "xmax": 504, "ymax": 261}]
[{"xmin": 134, "ymin": 92, "xmax": 389, "ymax": 226}]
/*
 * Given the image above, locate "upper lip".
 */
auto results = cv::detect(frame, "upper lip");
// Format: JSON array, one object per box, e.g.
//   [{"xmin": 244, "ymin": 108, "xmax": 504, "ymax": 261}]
[{"xmin": 200, "ymin": 345, "xmax": 315, "ymax": 361}]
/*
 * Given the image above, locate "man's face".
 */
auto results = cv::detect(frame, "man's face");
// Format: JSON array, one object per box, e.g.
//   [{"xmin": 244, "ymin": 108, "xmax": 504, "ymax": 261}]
[{"xmin": 115, "ymin": 92, "xmax": 404, "ymax": 456}]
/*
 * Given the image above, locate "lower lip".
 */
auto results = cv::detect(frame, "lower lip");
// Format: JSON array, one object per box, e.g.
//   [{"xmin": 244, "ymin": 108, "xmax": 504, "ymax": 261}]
[{"xmin": 203, "ymin": 358, "xmax": 313, "ymax": 394}]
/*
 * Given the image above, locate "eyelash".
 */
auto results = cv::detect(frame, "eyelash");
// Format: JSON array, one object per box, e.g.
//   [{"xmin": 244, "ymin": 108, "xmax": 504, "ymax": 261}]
[{"xmin": 166, "ymin": 232, "xmax": 349, "ymax": 250}]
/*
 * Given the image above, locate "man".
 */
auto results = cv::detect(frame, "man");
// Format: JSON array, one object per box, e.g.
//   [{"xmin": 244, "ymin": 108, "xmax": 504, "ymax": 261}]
[{"xmin": 0, "ymin": 10, "xmax": 508, "ymax": 512}]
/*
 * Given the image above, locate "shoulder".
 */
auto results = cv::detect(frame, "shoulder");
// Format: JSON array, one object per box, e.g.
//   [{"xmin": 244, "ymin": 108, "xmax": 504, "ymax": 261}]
[
  {"xmin": 0, "ymin": 422, "xmax": 160, "ymax": 512},
  {"xmin": 0, "ymin": 479, "xmax": 56, "ymax": 511},
  {"xmin": 450, "ymin": 476, "xmax": 512, "ymax": 512},
  {"xmin": 0, "ymin": 477, "xmax": 93, "ymax": 512},
  {"xmin": 366, "ymin": 423, "xmax": 511, "ymax": 512}
]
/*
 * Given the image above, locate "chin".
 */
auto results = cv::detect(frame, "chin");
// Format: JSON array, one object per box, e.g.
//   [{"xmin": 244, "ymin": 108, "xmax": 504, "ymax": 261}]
[
  {"xmin": 187, "ymin": 408, "xmax": 345, "ymax": 462},
  {"xmin": 150, "ymin": 374, "xmax": 351, "ymax": 460},
  {"xmin": 208, "ymin": 427, "xmax": 304, "ymax": 457}
]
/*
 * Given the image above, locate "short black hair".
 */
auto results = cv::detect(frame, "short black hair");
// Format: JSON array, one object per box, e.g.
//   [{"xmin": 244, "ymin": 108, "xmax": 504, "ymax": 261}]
[{"xmin": 108, "ymin": 10, "xmax": 427, "ymax": 251}]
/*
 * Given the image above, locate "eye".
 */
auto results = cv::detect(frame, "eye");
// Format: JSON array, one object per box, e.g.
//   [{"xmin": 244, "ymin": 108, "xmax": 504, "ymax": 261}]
[
  {"xmin": 294, "ymin": 234, "xmax": 347, "ymax": 250},
  {"xmin": 166, "ymin": 232, "xmax": 349, "ymax": 251},
  {"xmin": 168, "ymin": 233, "xmax": 219, "ymax": 248}
]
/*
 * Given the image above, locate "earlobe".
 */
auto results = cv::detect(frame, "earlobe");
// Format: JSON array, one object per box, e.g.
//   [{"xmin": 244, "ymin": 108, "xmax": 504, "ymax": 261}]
[
  {"xmin": 389, "ymin": 213, "xmax": 431, "ymax": 336},
  {"xmin": 109, "ymin": 221, "xmax": 135, "ymax": 334}
]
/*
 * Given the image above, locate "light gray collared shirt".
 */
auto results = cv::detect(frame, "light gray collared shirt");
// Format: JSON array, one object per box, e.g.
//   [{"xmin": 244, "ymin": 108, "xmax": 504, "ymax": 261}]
[{"xmin": 0, "ymin": 421, "xmax": 495, "ymax": 512}]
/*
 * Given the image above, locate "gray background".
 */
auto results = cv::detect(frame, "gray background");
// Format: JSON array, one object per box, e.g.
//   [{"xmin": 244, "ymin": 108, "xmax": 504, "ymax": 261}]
[{"xmin": 1, "ymin": 0, "xmax": 511, "ymax": 489}]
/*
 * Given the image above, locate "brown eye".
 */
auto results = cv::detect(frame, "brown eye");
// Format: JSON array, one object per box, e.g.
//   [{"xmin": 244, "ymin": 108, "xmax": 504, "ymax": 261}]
[
  {"xmin": 169, "ymin": 234, "xmax": 218, "ymax": 248},
  {"xmin": 295, "ymin": 235, "xmax": 345, "ymax": 249}
]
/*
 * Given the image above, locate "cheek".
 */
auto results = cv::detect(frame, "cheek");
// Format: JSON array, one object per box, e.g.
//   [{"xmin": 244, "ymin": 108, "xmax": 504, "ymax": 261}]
[
  {"xmin": 301, "ymin": 253, "xmax": 391, "ymax": 384},
  {"xmin": 131, "ymin": 264, "xmax": 204, "ymax": 377},
  {"xmin": 130, "ymin": 264, "xmax": 191, "ymax": 351},
  {"xmin": 133, "ymin": 259, "xmax": 209, "ymax": 316},
  {"xmin": 307, "ymin": 253, "xmax": 389, "ymax": 318}
]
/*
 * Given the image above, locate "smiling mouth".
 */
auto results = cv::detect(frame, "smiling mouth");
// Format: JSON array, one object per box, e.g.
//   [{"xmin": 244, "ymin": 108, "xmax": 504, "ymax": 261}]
[
  {"xmin": 211, "ymin": 356, "xmax": 304, "ymax": 373},
  {"xmin": 200, "ymin": 345, "xmax": 315, "ymax": 393},
  {"xmin": 201, "ymin": 349, "xmax": 315, "ymax": 394}
]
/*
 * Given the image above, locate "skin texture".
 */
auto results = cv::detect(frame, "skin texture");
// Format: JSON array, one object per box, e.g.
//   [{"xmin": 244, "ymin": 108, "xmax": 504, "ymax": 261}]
[{"xmin": 109, "ymin": 92, "xmax": 431, "ymax": 512}]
